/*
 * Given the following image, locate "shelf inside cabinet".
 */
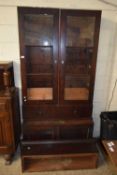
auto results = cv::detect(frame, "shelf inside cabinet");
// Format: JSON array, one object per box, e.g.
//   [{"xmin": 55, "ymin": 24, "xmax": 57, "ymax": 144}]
[
  {"xmin": 27, "ymin": 88, "xmax": 53, "ymax": 100},
  {"xmin": 64, "ymin": 88, "xmax": 89, "ymax": 100}
]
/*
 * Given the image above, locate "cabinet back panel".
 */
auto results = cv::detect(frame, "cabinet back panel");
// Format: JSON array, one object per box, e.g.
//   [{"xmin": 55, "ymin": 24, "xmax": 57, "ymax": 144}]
[{"xmin": 26, "ymin": 46, "xmax": 53, "ymax": 74}]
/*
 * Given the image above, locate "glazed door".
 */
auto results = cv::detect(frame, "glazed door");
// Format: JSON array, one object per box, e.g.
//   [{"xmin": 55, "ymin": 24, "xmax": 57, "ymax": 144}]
[
  {"xmin": 18, "ymin": 8, "xmax": 59, "ymax": 104},
  {"xmin": 60, "ymin": 10, "xmax": 101, "ymax": 104}
]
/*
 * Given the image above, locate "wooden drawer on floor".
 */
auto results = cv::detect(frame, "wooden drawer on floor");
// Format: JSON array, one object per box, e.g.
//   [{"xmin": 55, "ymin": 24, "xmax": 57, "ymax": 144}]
[{"xmin": 21, "ymin": 140, "xmax": 99, "ymax": 172}]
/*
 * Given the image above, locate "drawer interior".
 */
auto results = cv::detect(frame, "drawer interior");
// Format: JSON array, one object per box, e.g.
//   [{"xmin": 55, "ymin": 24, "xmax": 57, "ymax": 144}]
[{"xmin": 22, "ymin": 154, "xmax": 98, "ymax": 172}]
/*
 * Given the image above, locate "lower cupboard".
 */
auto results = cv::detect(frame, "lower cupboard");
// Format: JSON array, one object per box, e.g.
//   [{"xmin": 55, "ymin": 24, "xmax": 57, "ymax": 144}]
[{"xmin": 21, "ymin": 140, "xmax": 98, "ymax": 172}]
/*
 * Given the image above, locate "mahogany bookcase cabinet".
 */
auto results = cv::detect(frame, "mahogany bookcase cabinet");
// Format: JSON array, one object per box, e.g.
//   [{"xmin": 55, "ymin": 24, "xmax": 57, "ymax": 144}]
[
  {"xmin": 18, "ymin": 8, "xmax": 101, "ymax": 172},
  {"xmin": 0, "ymin": 61, "xmax": 21, "ymax": 164}
]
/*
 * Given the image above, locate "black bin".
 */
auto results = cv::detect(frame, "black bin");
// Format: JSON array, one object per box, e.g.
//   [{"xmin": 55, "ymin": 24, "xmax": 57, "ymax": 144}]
[{"xmin": 100, "ymin": 111, "xmax": 117, "ymax": 140}]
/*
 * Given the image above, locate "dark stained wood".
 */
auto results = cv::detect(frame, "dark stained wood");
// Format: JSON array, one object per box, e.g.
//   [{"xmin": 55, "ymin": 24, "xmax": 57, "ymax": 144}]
[
  {"xmin": 18, "ymin": 7, "xmax": 101, "ymax": 172},
  {"xmin": 23, "ymin": 104, "xmax": 92, "ymax": 120},
  {"xmin": 60, "ymin": 10, "xmax": 101, "ymax": 104},
  {"xmin": 18, "ymin": 7, "xmax": 59, "ymax": 104},
  {"xmin": 22, "ymin": 154, "xmax": 98, "ymax": 172},
  {"xmin": 21, "ymin": 140, "xmax": 98, "ymax": 172},
  {"xmin": 0, "ymin": 88, "xmax": 21, "ymax": 164},
  {"xmin": 0, "ymin": 62, "xmax": 21, "ymax": 164},
  {"xmin": 23, "ymin": 122, "xmax": 92, "ymax": 141}
]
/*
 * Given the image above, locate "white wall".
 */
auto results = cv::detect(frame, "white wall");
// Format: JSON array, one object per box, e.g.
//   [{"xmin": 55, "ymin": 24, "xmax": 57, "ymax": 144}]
[{"xmin": 0, "ymin": 0, "xmax": 117, "ymax": 137}]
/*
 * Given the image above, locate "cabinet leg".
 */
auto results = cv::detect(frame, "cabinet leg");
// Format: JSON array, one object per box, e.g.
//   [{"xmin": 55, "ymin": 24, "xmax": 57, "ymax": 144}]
[{"xmin": 4, "ymin": 154, "xmax": 14, "ymax": 165}]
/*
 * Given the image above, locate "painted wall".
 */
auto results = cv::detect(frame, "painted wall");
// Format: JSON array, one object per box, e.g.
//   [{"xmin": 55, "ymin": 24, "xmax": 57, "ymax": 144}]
[{"xmin": 0, "ymin": 0, "xmax": 117, "ymax": 137}]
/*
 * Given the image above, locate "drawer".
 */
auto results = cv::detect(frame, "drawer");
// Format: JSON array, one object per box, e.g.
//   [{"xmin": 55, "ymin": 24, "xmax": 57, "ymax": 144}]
[
  {"xmin": 21, "ymin": 140, "xmax": 98, "ymax": 172},
  {"xmin": 59, "ymin": 125, "xmax": 92, "ymax": 140},
  {"xmin": 23, "ymin": 122, "xmax": 56, "ymax": 140},
  {"xmin": 23, "ymin": 104, "xmax": 92, "ymax": 119},
  {"xmin": 23, "ymin": 119, "xmax": 93, "ymax": 141},
  {"xmin": 22, "ymin": 154, "xmax": 98, "ymax": 172}
]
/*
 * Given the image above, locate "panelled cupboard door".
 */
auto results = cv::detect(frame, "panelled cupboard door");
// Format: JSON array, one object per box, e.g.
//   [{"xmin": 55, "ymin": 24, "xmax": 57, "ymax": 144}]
[
  {"xmin": 0, "ymin": 119, "xmax": 13, "ymax": 147},
  {"xmin": 60, "ymin": 10, "xmax": 101, "ymax": 104},
  {"xmin": 18, "ymin": 8, "xmax": 59, "ymax": 104}
]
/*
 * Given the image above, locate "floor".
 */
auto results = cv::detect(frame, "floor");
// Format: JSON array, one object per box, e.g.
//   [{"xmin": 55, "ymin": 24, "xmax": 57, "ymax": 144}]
[{"xmin": 0, "ymin": 147, "xmax": 117, "ymax": 175}]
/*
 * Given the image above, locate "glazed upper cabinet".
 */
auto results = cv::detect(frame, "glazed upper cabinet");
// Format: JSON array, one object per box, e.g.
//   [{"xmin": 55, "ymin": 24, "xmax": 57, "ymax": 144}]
[
  {"xmin": 18, "ymin": 8, "xmax": 101, "ymax": 104},
  {"xmin": 19, "ymin": 9, "xmax": 59, "ymax": 103},
  {"xmin": 60, "ymin": 10, "xmax": 101, "ymax": 104}
]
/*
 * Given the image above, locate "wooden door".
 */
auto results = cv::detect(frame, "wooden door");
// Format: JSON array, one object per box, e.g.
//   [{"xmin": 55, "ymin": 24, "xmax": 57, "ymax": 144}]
[
  {"xmin": 0, "ymin": 98, "xmax": 13, "ymax": 147},
  {"xmin": 18, "ymin": 8, "xmax": 59, "ymax": 104},
  {"xmin": 59, "ymin": 10, "xmax": 101, "ymax": 104},
  {"xmin": 0, "ymin": 118, "xmax": 13, "ymax": 147}
]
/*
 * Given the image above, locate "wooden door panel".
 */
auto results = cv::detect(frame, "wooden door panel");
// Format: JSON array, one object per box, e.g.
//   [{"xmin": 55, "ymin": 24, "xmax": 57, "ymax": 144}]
[
  {"xmin": 60, "ymin": 10, "xmax": 101, "ymax": 104},
  {"xmin": 0, "ymin": 118, "xmax": 13, "ymax": 146},
  {"xmin": 0, "ymin": 120, "xmax": 4, "ymax": 145},
  {"xmin": 18, "ymin": 8, "xmax": 59, "ymax": 104}
]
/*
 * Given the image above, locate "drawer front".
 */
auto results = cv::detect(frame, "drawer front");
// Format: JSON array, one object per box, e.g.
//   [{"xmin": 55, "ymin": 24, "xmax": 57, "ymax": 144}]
[
  {"xmin": 23, "ymin": 120, "xmax": 93, "ymax": 141},
  {"xmin": 0, "ymin": 118, "xmax": 13, "ymax": 147},
  {"xmin": 23, "ymin": 123, "xmax": 56, "ymax": 140},
  {"xmin": 23, "ymin": 104, "xmax": 92, "ymax": 119},
  {"xmin": 21, "ymin": 141, "xmax": 98, "ymax": 172},
  {"xmin": 22, "ymin": 154, "xmax": 98, "ymax": 172},
  {"xmin": 60, "ymin": 125, "xmax": 92, "ymax": 140}
]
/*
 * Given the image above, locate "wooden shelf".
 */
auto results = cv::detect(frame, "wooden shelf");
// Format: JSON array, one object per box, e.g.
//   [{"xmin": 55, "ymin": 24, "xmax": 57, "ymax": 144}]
[
  {"xmin": 27, "ymin": 88, "xmax": 53, "ymax": 100},
  {"xmin": 64, "ymin": 88, "xmax": 89, "ymax": 100}
]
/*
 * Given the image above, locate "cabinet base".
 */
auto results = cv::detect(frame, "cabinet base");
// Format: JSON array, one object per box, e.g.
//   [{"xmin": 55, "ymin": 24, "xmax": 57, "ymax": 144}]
[{"xmin": 21, "ymin": 140, "xmax": 98, "ymax": 172}]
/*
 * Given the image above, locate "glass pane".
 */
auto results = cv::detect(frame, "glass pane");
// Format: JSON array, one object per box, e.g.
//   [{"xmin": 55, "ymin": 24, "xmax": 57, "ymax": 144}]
[
  {"xmin": 66, "ymin": 16, "xmax": 95, "ymax": 47},
  {"xmin": 26, "ymin": 46, "xmax": 53, "ymax": 74},
  {"xmin": 64, "ymin": 76, "xmax": 90, "ymax": 100},
  {"xmin": 24, "ymin": 14, "xmax": 53, "ymax": 46},
  {"xmin": 64, "ymin": 16, "xmax": 95, "ymax": 100},
  {"xmin": 24, "ymin": 14, "xmax": 54, "ymax": 100}
]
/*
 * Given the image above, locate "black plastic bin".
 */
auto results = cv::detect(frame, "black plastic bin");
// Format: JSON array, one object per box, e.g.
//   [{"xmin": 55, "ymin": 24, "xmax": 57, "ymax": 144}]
[{"xmin": 100, "ymin": 111, "xmax": 117, "ymax": 140}]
